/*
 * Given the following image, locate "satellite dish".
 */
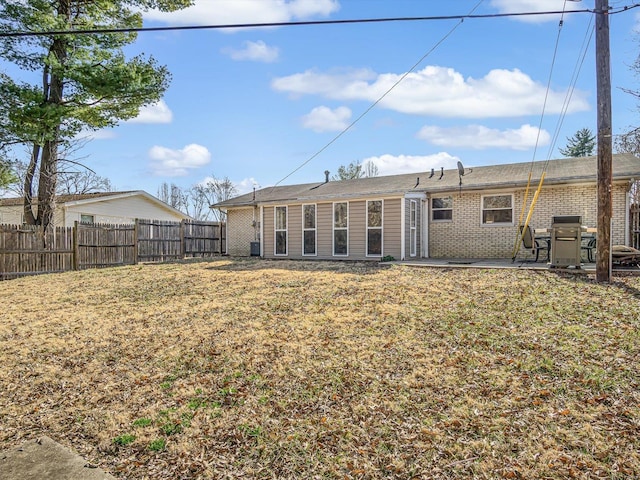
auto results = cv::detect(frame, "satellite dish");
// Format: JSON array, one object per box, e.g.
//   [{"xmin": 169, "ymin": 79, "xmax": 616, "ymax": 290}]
[{"xmin": 457, "ymin": 161, "xmax": 465, "ymax": 177}]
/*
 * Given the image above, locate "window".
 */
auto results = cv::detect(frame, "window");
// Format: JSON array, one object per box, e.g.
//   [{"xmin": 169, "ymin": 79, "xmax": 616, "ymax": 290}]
[
  {"xmin": 274, "ymin": 206, "xmax": 287, "ymax": 255},
  {"xmin": 431, "ymin": 196, "xmax": 452, "ymax": 221},
  {"xmin": 333, "ymin": 202, "xmax": 348, "ymax": 256},
  {"xmin": 367, "ymin": 200, "xmax": 383, "ymax": 256},
  {"xmin": 410, "ymin": 200, "xmax": 417, "ymax": 257},
  {"xmin": 80, "ymin": 214, "xmax": 95, "ymax": 224},
  {"xmin": 482, "ymin": 194, "xmax": 513, "ymax": 225},
  {"xmin": 302, "ymin": 204, "xmax": 316, "ymax": 256}
]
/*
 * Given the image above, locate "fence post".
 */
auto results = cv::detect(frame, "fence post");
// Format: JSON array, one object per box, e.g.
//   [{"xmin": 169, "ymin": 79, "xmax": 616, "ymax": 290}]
[
  {"xmin": 133, "ymin": 218, "xmax": 139, "ymax": 264},
  {"xmin": 73, "ymin": 221, "xmax": 79, "ymax": 271},
  {"xmin": 180, "ymin": 219, "xmax": 186, "ymax": 259}
]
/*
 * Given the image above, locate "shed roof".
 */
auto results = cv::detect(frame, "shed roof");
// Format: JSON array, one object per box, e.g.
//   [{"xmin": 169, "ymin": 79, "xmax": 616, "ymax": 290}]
[{"xmin": 214, "ymin": 154, "xmax": 640, "ymax": 208}]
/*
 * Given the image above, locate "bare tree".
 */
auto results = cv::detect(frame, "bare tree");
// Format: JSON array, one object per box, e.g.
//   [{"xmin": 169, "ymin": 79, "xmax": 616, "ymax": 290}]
[
  {"xmin": 190, "ymin": 176, "xmax": 238, "ymax": 222},
  {"xmin": 363, "ymin": 160, "xmax": 379, "ymax": 178},
  {"xmin": 155, "ymin": 177, "xmax": 238, "ymax": 220},
  {"xmin": 332, "ymin": 160, "xmax": 379, "ymax": 181},
  {"xmin": 56, "ymin": 169, "xmax": 113, "ymax": 195},
  {"xmin": 7, "ymin": 157, "xmax": 113, "ymax": 196},
  {"xmin": 614, "ymin": 127, "xmax": 640, "ymax": 157},
  {"xmin": 157, "ymin": 182, "xmax": 190, "ymax": 214}
]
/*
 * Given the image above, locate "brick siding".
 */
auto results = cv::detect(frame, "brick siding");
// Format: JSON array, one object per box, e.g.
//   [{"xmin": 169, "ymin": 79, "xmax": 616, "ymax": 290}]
[
  {"xmin": 429, "ymin": 183, "xmax": 629, "ymax": 258},
  {"xmin": 227, "ymin": 207, "xmax": 258, "ymax": 256}
]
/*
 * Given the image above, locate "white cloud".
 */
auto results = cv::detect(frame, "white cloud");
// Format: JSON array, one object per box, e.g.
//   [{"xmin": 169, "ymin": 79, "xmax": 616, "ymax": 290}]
[
  {"xmin": 417, "ymin": 124, "xmax": 550, "ymax": 150},
  {"xmin": 490, "ymin": 0, "xmax": 583, "ymax": 23},
  {"xmin": 143, "ymin": 0, "xmax": 339, "ymax": 26},
  {"xmin": 235, "ymin": 177, "xmax": 262, "ymax": 195},
  {"xmin": 149, "ymin": 144, "xmax": 211, "ymax": 177},
  {"xmin": 272, "ymin": 66, "xmax": 589, "ymax": 118},
  {"xmin": 222, "ymin": 40, "xmax": 279, "ymax": 62},
  {"xmin": 129, "ymin": 100, "xmax": 173, "ymax": 124},
  {"xmin": 361, "ymin": 152, "xmax": 460, "ymax": 176},
  {"xmin": 301, "ymin": 106, "xmax": 351, "ymax": 132}
]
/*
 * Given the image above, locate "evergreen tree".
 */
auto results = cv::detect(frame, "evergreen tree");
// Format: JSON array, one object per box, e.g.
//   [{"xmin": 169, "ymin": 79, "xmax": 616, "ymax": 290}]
[
  {"xmin": 559, "ymin": 128, "xmax": 596, "ymax": 157},
  {"xmin": 0, "ymin": 0, "xmax": 191, "ymax": 228}
]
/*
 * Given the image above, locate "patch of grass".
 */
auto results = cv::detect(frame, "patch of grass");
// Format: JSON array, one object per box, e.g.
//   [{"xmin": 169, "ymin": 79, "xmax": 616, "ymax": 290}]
[
  {"xmin": 132, "ymin": 418, "xmax": 152, "ymax": 428},
  {"xmin": 112, "ymin": 434, "xmax": 135, "ymax": 446},
  {"xmin": 160, "ymin": 422, "xmax": 182, "ymax": 436},
  {"xmin": 2, "ymin": 260, "xmax": 640, "ymax": 479},
  {"xmin": 148, "ymin": 438, "xmax": 166, "ymax": 452}
]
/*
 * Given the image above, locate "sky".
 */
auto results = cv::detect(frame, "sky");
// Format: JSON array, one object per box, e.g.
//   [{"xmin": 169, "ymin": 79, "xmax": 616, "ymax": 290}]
[{"xmin": 3, "ymin": 0, "xmax": 640, "ymax": 197}]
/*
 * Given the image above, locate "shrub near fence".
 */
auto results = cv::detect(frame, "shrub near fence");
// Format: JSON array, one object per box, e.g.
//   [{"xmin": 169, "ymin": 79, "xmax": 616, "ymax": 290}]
[{"xmin": 0, "ymin": 219, "xmax": 225, "ymax": 280}]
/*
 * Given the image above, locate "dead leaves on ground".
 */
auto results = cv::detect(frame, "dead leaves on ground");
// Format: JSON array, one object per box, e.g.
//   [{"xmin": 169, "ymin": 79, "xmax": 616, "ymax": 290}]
[{"xmin": 0, "ymin": 259, "xmax": 639, "ymax": 479}]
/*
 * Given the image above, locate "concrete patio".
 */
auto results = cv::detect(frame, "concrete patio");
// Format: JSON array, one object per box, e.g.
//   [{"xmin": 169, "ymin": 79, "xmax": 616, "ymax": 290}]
[{"xmin": 393, "ymin": 257, "xmax": 640, "ymax": 275}]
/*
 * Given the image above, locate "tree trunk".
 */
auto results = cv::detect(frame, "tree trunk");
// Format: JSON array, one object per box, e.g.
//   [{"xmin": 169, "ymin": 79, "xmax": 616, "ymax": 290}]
[
  {"xmin": 33, "ymin": 0, "xmax": 69, "ymax": 229},
  {"xmin": 22, "ymin": 144, "xmax": 39, "ymax": 225},
  {"xmin": 36, "ymin": 139, "xmax": 58, "ymax": 228}
]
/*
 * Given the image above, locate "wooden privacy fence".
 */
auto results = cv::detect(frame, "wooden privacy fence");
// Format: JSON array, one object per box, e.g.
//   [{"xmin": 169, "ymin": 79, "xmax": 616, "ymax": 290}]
[
  {"xmin": 0, "ymin": 219, "xmax": 225, "ymax": 280},
  {"xmin": 631, "ymin": 204, "xmax": 640, "ymax": 250}
]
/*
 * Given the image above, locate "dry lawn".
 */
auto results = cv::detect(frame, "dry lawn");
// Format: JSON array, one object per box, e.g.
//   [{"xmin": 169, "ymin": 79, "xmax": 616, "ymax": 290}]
[{"xmin": 1, "ymin": 259, "xmax": 639, "ymax": 479}]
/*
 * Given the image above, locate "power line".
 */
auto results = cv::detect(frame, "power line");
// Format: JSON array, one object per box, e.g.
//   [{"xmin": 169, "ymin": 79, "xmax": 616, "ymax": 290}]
[
  {"xmin": 271, "ymin": 0, "xmax": 487, "ymax": 188},
  {"xmin": 0, "ymin": 8, "xmax": 599, "ymax": 38}
]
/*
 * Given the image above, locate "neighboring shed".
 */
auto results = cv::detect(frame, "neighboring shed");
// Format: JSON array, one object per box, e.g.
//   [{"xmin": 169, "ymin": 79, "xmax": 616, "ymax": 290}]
[
  {"xmin": 0, "ymin": 191, "xmax": 191, "ymax": 226},
  {"xmin": 213, "ymin": 154, "xmax": 640, "ymax": 260}
]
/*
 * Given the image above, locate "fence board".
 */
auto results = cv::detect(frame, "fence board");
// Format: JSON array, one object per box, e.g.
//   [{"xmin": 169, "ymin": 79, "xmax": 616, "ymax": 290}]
[
  {"xmin": 631, "ymin": 205, "xmax": 640, "ymax": 250},
  {"xmin": 0, "ymin": 224, "xmax": 73, "ymax": 280},
  {"xmin": 0, "ymin": 219, "xmax": 225, "ymax": 280},
  {"xmin": 76, "ymin": 223, "xmax": 136, "ymax": 269}
]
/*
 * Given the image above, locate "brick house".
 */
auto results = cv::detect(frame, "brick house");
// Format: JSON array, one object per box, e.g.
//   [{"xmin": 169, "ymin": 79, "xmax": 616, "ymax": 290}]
[{"xmin": 213, "ymin": 154, "xmax": 640, "ymax": 260}]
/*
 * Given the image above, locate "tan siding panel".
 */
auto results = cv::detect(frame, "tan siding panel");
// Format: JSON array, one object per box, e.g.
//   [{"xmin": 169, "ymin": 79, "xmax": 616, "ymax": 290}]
[
  {"xmin": 383, "ymin": 198, "xmax": 402, "ymax": 260},
  {"xmin": 316, "ymin": 203, "xmax": 333, "ymax": 259},
  {"xmin": 288, "ymin": 204, "xmax": 303, "ymax": 259},
  {"xmin": 349, "ymin": 201, "xmax": 366, "ymax": 259}
]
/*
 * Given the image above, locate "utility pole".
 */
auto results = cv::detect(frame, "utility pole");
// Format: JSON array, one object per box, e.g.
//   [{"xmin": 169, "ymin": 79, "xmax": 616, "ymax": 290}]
[{"xmin": 595, "ymin": 0, "xmax": 612, "ymax": 283}]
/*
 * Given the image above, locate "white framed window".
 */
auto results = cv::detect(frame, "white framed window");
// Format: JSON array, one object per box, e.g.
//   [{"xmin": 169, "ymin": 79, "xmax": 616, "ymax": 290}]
[
  {"xmin": 481, "ymin": 194, "xmax": 513, "ymax": 225},
  {"xmin": 410, "ymin": 200, "xmax": 417, "ymax": 257},
  {"xmin": 302, "ymin": 204, "xmax": 316, "ymax": 256},
  {"xmin": 80, "ymin": 214, "xmax": 95, "ymax": 224},
  {"xmin": 367, "ymin": 200, "xmax": 383, "ymax": 257},
  {"xmin": 274, "ymin": 206, "xmax": 287, "ymax": 255},
  {"xmin": 333, "ymin": 202, "xmax": 348, "ymax": 256},
  {"xmin": 431, "ymin": 196, "xmax": 453, "ymax": 221}
]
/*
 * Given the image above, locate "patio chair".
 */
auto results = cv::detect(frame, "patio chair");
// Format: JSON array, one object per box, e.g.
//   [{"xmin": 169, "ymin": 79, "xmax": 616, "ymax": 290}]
[
  {"xmin": 520, "ymin": 225, "xmax": 549, "ymax": 262},
  {"xmin": 581, "ymin": 237, "xmax": 597, "ymax": 263},
  {"xmin": 611, "ymin": 245, "xmax": 640, "ymax": 267}
]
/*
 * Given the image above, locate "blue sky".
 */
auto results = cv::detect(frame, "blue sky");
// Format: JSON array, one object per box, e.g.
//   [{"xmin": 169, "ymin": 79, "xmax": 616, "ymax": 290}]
[{"xmin": 5, "ymin": 0, "xmax": 640, "ymax": 196}]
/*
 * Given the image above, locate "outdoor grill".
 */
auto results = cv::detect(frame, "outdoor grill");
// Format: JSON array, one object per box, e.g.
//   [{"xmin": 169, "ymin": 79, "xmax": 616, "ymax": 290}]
[{"xmin": 550, "ymin": 215, "xmax": 583, "ymax": 268}]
